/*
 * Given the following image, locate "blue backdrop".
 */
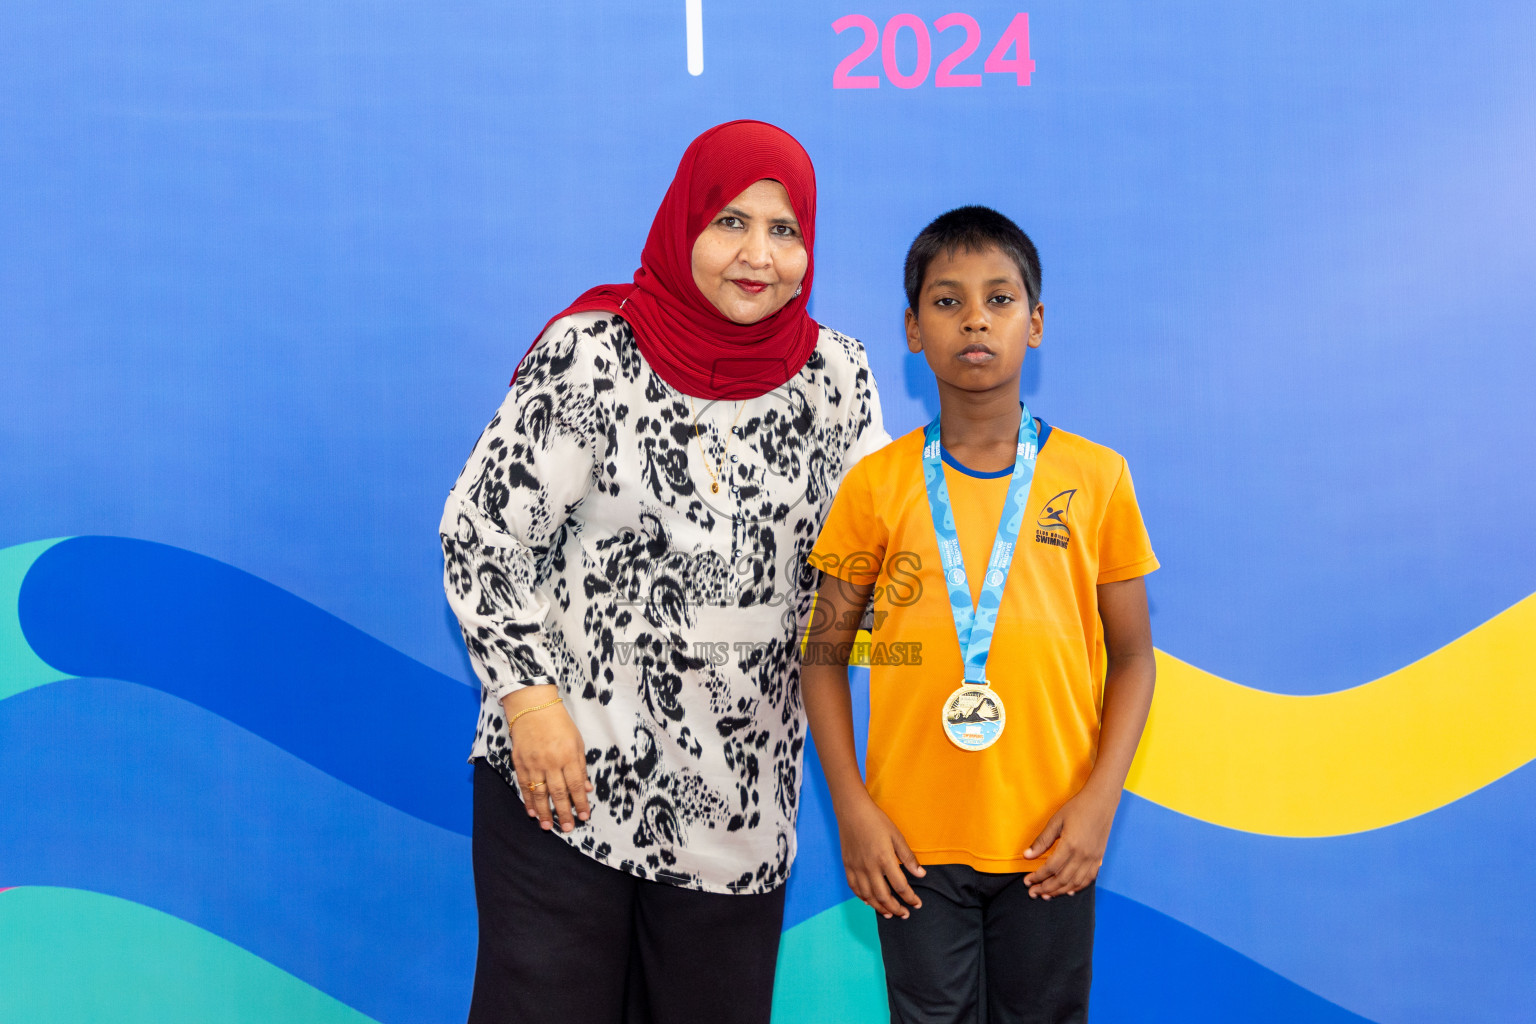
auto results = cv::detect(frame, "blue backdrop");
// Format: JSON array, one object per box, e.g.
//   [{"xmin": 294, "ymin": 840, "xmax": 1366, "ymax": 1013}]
[{"xmin": 3, "ymin": 2, "xmax": 1534, "ymax": 1022}]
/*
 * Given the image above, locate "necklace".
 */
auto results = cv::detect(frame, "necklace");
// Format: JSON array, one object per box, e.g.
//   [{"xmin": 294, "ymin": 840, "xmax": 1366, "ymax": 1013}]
[{"xmin": 690, "ymin": 398, "xmax": 747, "ymax": 495}]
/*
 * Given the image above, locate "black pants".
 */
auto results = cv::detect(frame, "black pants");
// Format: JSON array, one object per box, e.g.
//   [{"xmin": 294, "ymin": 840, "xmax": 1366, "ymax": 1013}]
[
  {"xmin": 468, "ymin": 761, "xmax": 787, "ymax": 1024},
  {"xmin": 876, "ymin": 864, "xmax": 1095, "ymax": 1024}
]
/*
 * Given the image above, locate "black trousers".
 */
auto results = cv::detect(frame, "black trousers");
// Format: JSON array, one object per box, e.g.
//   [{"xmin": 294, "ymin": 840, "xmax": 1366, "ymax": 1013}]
[
  {"xmin": 876, "ymin": 864, "xmax": 1095, "ymax": 1024},
  {"xmin": 468, "ymin": 761, "xmax": 787, "ymax": 1024}
]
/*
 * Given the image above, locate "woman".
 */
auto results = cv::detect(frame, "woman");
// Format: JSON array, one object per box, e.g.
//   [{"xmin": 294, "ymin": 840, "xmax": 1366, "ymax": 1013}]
[{"xmin": 440, "ymin": 120, "xmax": 887, "ymax": 1023}]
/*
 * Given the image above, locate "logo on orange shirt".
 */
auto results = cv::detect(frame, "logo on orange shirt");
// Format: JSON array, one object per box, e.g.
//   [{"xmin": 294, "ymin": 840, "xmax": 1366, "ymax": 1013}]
[{"xmin": 1035, "ymin": 489, "xmax": 1076, "ymax": 549}]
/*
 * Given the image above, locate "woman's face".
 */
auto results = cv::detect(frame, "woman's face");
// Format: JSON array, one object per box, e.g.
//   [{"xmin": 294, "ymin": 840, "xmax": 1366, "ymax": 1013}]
[{"xmin": 690, "ymin": 179, "xmax": 808, "ymax": 324}]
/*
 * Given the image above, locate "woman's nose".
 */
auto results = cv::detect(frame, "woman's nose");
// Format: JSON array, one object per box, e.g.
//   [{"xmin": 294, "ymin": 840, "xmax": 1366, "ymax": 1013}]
[{"xmin": 739, "ymin": 229, "xmax": 773, "ymax": 268}]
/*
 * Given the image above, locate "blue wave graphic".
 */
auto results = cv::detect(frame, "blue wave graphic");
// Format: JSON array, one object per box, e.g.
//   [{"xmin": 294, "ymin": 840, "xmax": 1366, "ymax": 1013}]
[
  {"xmin": 1093, "ymin": 890, "xmax": 1377, "ymax": 1023},
  {"xmin": 784, "ymin": 739, "xmax": 852, "ymax": 931},
  {"xmin": 1102, "ymin": 770, "xmax": 1536, "ymax": 1024},
  {"xmin": 784, "ymin": 672, "xmax": 870, "ymax": 931},
  {"xmin": 17, "ymin": 537, "xmax": 478, "ymax": 834},
  {"xmin": 9, "ymin": 537, "xmax": 1530, "ymax": 1021},
  {"xmin": 0, "ymin": 677, "xmax": 475, "ymax": 1024}
]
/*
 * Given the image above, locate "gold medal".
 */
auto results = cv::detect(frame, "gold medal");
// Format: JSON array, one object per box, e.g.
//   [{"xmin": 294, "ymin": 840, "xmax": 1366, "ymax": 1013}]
[{"xmin": 941, "ymin": 682, "xmax": 1006, "ymax": 751}]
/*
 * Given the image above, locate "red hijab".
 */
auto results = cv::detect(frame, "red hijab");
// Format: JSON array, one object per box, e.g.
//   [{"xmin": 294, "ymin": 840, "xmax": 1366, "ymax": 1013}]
[{"xmin": 517, "ymin": 120, "xmax": 819, "ymax": 399}]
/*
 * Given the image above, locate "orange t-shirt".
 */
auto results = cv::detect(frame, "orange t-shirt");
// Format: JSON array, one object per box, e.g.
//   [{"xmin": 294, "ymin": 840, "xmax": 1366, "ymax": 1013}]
[{"xmin": 810, "ymin": 420, "xmax": 1158, "ymax": 873}]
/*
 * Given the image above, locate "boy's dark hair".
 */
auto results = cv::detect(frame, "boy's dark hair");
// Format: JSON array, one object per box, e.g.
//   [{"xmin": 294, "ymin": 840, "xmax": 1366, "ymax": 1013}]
[{"xmin": 904, "ymin": 205, "xmax": 1041, "ymax": 312}]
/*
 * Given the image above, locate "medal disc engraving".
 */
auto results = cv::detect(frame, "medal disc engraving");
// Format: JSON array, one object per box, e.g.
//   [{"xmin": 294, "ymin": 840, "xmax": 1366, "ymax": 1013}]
[{"xmin": 942, "ymin": 683, "xmax": 1006, "ymax": 751}]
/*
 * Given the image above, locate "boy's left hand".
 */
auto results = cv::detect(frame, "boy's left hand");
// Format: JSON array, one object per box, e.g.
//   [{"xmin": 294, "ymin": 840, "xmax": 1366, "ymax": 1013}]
[{"xmin": 1022, "ymin": 786, "xmax": 1120, "ymax": 899}]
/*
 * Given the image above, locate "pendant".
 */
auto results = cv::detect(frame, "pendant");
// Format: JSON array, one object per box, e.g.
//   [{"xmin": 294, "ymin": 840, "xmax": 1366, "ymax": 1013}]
[
  {"xmin": 711, "ymin": 482, "xmax": 720, "ymax": 494},
  {"xmin": 941, "ymin": 682, "xmax": 1006, "ymax": 751}
]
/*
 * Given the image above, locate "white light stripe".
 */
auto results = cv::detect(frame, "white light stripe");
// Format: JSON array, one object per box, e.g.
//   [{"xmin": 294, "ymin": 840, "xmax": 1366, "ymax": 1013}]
[{"xmin": 686, "ymin": 0, "xmax": 704, "ymax": 76}]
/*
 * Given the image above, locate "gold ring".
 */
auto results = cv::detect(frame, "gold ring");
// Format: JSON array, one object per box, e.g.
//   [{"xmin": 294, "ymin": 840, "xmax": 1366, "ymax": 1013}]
[{"xmin": 530, "ymin": 781, "xmax": 547, "ymax": 790}]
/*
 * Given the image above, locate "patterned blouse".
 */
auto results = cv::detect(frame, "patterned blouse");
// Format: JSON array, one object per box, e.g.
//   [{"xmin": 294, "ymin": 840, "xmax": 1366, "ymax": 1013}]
[{"xmin": 440, "ymin": 311, "xmax": 886, "ymax": 893}]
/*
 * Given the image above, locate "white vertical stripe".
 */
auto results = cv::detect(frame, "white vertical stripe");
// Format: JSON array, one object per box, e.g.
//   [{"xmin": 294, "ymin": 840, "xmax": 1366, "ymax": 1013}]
[{"xmin": 686, "ymin": 0, "xmax": 704, "ymax": 76}]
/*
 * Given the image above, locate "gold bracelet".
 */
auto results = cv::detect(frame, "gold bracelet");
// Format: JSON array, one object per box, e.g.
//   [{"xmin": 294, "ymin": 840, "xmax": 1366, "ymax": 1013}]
[{"xmin": 506, "ymin": 696, "xmax": 564, "ymax": 730}]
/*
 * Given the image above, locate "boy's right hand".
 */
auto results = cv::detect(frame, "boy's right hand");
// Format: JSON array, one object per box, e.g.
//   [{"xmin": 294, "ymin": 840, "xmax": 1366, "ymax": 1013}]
[{"xmin": 838, "ymin": 797, "xmax": 926, "ymax": 919}]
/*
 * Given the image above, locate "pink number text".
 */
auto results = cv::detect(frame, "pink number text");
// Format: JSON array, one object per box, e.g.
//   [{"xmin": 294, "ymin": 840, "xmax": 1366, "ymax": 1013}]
[{"xmin": 833, "ymin": 12, "xmax": 1035, "ymax": 90}]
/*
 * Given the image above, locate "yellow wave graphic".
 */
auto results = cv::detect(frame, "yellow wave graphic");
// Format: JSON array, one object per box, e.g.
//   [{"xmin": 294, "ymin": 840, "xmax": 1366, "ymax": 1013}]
[
  {"xmin": 845, "ymin": 592, "xmax": 1536, "ymax": 836},
  {"xmin": 1126, "ymin": 592, "xmax": 1536, "ymax": 836}
]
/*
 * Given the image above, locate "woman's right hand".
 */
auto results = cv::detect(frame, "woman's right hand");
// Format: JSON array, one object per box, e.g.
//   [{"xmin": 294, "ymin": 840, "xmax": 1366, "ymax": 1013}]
[
  {"xmin": 836, "ymin": 796, "xmax": 926, "ymax": 919},
  {"xmin": 502, "ymin": 685, "xmax": 593, "ymax": 833}
]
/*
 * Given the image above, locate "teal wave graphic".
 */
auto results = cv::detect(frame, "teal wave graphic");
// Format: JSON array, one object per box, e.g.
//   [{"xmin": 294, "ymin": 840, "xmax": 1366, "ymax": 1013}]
[
  {"xmin": 0, "ymin": 537, "xmax": 70, "ymax": 700},
  {"xmin": 0, "ymin": 887, "xmax": 380, "ymax": 1024},
  {"xmin": 0, "ymin": 676, "xmax": 474, "ymax": 1024}
]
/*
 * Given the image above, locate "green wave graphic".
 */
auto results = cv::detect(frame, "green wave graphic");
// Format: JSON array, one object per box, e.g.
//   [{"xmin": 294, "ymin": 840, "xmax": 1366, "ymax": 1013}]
[
  {"xmin": 0, "ymin": 539, "xmax": 72, "ymax": 701},
  {"xmin": 0, "ymin": 887, "xmax": 380, "ymax": 1024}
]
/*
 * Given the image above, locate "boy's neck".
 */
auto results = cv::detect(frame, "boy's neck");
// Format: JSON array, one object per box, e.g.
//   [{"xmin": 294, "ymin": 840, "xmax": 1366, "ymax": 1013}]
[{"xmin": 937, "ymin": 385, "xmax": 1024, "ymax": 452}]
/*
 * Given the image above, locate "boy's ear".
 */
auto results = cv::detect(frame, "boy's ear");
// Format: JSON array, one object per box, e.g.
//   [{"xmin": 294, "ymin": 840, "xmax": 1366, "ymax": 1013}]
[
  {"xmin": 905, "ymin": 308, "xmax": 923, "ymax": 353},
  {"xmin": 1028, "ymin": 302, "xmax": 1044, "ymax": 349}
]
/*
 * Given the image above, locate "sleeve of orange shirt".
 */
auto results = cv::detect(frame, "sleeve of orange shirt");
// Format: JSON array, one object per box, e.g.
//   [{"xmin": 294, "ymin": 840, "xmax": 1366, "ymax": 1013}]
[
  {"xmin": 1097, "ymin": 457, "xmax": 1159, "ymax": 584},
  {"xmin": 810, "ymin": 456, "xmax": 888, "ymax": 587}
]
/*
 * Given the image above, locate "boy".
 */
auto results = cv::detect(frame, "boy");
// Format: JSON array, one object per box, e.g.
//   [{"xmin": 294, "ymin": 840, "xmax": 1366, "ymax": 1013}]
[{"xmin": 803, "ymin": 206, "xmax": 1158, "ymax": 1023}]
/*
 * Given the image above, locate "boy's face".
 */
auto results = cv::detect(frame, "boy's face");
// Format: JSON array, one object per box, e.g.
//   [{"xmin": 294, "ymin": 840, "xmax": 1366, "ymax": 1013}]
[{"xmin": 905, "ymin": 245, "xmax": 1042, "ymax": 396}]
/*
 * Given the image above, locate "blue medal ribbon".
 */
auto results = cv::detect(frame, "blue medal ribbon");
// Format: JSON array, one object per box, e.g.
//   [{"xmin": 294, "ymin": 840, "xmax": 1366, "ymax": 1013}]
[{"xmin": 922, "ymin": 407, "xmax": 1038, "ymax": 685}]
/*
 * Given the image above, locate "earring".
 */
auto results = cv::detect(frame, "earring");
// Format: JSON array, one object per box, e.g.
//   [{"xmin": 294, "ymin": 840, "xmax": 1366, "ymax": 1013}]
[{"xmin": 794, "ymin": 285, "xmax": 802, "ymax": 297}]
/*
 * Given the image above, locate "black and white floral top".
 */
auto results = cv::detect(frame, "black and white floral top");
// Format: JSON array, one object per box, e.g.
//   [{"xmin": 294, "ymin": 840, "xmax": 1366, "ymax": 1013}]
[{"xmin": 440, "ymin": 311, "xmax": 886, "ymax": 893}]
